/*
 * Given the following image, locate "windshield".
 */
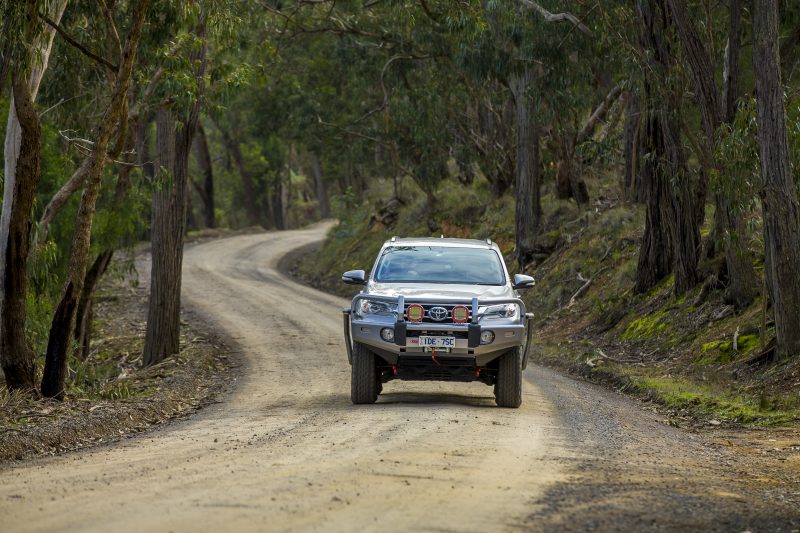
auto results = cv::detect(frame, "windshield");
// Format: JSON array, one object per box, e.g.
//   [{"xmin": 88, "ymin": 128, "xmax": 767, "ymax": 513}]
[{"xmin": 373, "ymin": 246, "xmax": 506, "ymax": 285}]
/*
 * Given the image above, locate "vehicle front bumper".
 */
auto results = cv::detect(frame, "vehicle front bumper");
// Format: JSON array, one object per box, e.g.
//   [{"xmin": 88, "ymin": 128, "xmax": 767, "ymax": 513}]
[{"xmin": 343, "ymin": 295, "xmax": 533, "ymax": 367}]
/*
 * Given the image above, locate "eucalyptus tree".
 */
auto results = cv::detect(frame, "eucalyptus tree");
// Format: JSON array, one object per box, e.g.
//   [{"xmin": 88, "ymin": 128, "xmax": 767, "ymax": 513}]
[
  {"xmin": 0, "ymin": 0, "xmax": 68, "ymax": 391},
  {"xmin": 665, "ymin": 0, "xmax": 757, "ymax": 308},
  {"xmin": 751, "ymin": 0, "xmax": 800, "ymax": 358},
  {"xmin": 41, "ymin": 0, "xmax": 151, "ymax": 398},
  {"xmin": 143, "ymin": 0, "xmax": 248, "ymax": 366},
  {"xmin": 142, "ymin": 5, "xmax": 209, "ymax": 367}
]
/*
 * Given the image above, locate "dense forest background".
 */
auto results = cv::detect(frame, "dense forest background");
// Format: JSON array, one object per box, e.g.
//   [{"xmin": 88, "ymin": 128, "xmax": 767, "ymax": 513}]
[{"xmin": 1, "ymin": 0, "xmax": 800, "ymax": 418}]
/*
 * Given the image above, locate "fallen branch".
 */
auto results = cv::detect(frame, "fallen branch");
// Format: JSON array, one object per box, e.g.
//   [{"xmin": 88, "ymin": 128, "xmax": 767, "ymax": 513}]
[{"xmin": 568, "ymin": 266, "xmax": 610, "ymax": 307}]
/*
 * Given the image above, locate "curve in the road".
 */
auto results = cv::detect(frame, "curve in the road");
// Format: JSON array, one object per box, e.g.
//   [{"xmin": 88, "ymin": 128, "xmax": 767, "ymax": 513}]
[{"xmin": 0, "ymin": 224, "xmax": 796, "ymax": 532}]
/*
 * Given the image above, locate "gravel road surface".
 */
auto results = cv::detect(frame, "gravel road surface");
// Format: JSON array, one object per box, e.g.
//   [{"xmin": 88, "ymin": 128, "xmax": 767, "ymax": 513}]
[{"xmin": 1, "ymin": 224, "xmax": 797, "ymax": 532}]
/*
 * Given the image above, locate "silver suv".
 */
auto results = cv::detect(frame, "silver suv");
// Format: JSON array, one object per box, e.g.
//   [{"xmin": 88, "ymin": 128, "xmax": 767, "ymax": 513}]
[{"xmin": 342, "ymin": 237, "xmax": 534, "ymax": 407}]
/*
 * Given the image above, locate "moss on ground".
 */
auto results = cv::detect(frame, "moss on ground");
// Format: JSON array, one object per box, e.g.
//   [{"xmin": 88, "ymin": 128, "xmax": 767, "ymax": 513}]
[
  {"xmin": 630, "ymin": 374, "xmax": 796, "ymax": 425},
  {"xmin": 622, "ymin": 309, "xmax": 670, "ymax": 341}
]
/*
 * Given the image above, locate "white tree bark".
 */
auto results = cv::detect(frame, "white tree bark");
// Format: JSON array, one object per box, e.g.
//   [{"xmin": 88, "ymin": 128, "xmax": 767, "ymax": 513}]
[{"xmin": 0, "ymin": 0, "xmax": 69, "ymax": 318}]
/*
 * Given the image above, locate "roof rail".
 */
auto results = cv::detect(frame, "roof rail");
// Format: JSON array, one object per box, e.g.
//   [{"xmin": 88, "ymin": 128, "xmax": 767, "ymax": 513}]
[
  {"xmin": 390, "ymin": 236, "xmax": 397, "ymax": 242},
  {"xmin": 486, "ymin": 238, "xmax": 493, "ymax": 247}
]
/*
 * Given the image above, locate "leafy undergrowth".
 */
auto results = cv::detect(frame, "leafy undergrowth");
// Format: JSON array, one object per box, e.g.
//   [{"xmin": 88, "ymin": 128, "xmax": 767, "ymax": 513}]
[
  {"xmin": 292, "ymin": 172, "xmax": 800, "ymax": 427},
  {"xmin": 0, "ymin": 260, "xmax": 236, "ymax": 463}
]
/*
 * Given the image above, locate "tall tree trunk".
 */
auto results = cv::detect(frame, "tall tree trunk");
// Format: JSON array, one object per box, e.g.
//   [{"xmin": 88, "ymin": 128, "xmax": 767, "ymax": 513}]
[
  {"xmin": 271, "ymin": 180, "xmax": 288, "ymax": 230},
  {"xmin": 73, "ymin": 128, "xmax": 136, "ymax": 361},
  {"xmin": 723, "ymin": 0, "xmax": 741, "ymax": 124},
  {"xmin": 193, "ymin": 122, "xmax": 215, "ymax": 228},
  {"xmin": 509, "ymin": 68, "xmax": 542, "ymax": 268},
  {"xmin": 0, "ymin": 0, "xmax": 68, "ymax": 391},
  {"xmin": 311, "ymin": 152, "xmax": 330, "ymax": 219},
  {"xmin": 752, "ymin": 0, "xmax": 800, "ymax": 358},
  {"xmin": 142, "ymin": 27, "xmax": 206, "ymax": 367},
  {"xmin": 635, "ymin": 105, "xmax": 674, "ymax": 293},
  {"xmin": 668, "ymin": 0, "xmax": 755, "ymax": 305},
  {"xmin": 142, "ymin": 108, "xmax": 181, "ymax": 366},
  {"xmin": 635, "ymin": 0, "xmax": 682, "ymax": 293},
  {"xmin": 41, "ymin": 0, "xmax": 149, "ymax": 398},
  {"xmin": 0, "ymin": 74, "xmax": 42, "ymax": 391},
  {"xmin": 623, "ymin": 88, "xmax": 642, "ymax": 202},
  {"xmin": 636, "ymin": 0, "xmax": 700, "ymax": 296}
]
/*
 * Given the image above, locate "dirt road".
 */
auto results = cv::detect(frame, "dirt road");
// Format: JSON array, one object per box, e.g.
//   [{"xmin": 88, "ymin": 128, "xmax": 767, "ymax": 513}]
[{"xmin": 1, "ymin": 224, "xmax": 797, "ymax": 532}]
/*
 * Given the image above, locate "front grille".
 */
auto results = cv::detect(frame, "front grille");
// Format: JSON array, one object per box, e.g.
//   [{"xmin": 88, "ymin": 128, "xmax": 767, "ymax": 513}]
[{"xmin": 404, "ymin": 302, "xmax": 471, "ymax": 324}]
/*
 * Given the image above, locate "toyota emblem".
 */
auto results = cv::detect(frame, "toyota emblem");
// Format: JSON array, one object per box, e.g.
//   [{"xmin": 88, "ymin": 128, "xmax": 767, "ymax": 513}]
[{"xmin": 429, "ymin": 306, "xmax": 448, "ymax": 321}]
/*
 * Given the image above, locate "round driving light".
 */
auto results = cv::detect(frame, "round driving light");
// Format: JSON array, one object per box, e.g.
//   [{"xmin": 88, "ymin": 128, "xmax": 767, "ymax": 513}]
[
  {"xmin": 381, "ymin": 328, "xmax": 395, "ymax": 342},
  {"xmin": 480, "ymin": 330, "xmax": 495, "ymax": 345},
  {"xmin": 406, "ymin": 304, "xmax": 424, "ymax": 322},
  {"xmin": 452, "ymin": 305, "xmax": 469, "ymax": 323}
]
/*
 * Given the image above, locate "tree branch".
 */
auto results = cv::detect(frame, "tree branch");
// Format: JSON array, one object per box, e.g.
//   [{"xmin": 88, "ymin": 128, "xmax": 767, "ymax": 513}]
[
  {"xmin": 518, "ymin": 0, "xmax": 592, "ymax": 36},
  {"xmin": 40, "ymin": 13, "xmax": 119, "ymax": 71},
  {"xmin": 38, "ymin": 159, "xmax": 93, "ymax": 242},
  {"xmin": 576, "ymin": 83, "xmax": 623, "ymax": 144}
]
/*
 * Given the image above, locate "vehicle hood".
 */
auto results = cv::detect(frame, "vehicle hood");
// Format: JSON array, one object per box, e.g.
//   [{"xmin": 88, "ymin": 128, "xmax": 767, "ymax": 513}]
[{"xmin": 365, "ymin": 281, "xmax": 513, "ymax": 300}]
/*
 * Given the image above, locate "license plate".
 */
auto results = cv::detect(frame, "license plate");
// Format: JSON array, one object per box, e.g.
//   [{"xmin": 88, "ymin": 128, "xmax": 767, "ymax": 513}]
[{"xmin": 419, "ymin": 336, "xmax": 456, "ymax": 348}]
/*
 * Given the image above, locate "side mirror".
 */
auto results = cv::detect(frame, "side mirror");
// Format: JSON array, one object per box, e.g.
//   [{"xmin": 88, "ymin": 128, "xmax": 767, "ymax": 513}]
[
  {"xmin": 342, "ymin": 269, "xmax": 366, "ymax": 285},
  {"xmin": 512, "ymin": 274, "xmax": 535, "ymax": 290}
]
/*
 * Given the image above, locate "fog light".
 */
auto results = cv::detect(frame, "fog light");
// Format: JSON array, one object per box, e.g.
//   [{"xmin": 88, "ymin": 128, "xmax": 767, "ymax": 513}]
[
  {"xmin": 480, "ymin": 330, "xmax": 495, "ymax": 345},
  {"xmin": 381, "ymin": 328, "xmax": 395, "ymax": 342}
]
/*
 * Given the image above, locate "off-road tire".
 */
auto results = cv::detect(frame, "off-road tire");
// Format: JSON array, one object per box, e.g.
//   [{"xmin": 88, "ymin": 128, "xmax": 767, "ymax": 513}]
[
  {"xmin": 494, "ymin": 347, "xmax": 522, "ymax": 408},
  {"xmin": 351, "ymin": 342, "xmax": 378, "ymax": 404}
]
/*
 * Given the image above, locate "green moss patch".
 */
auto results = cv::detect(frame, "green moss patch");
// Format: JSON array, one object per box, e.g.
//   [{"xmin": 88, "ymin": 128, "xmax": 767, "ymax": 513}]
[{"xmin": 632, "ymin": 375, "xmax": 796, "ymax": 425}]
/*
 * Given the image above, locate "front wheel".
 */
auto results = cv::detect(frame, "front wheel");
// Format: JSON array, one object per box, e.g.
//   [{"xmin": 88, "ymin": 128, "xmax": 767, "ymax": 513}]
[
  {"xmin": 494, "ymin": 347, "xmax": 522, "ymax": 408},
  {"xmin": 351, "ymin": 342, "xmax": 378, "ymax": 404}
]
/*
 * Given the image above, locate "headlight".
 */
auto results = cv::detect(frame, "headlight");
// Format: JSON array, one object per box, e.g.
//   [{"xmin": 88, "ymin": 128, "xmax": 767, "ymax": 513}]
[
  {"xmin": 357, "ymin": 299, "xmax": 396, "ymax": 317},
  {"xmin": 477, "ymin": 304, "xmax": 517, "ymax": 320}
]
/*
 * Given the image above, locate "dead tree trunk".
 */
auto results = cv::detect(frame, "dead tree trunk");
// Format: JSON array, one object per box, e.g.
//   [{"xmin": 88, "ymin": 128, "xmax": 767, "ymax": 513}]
[
  {"xmin": 42, "ymin": 0, "xmax": 150, "ymax": 398},
  {"xmin": 509, "ymin": 68, "xmax": 542, "ymax": 268},
  {"xmin": 311, "ymin": 152, "xmax": 330, "ymax": 219},
  {"xmin": 142, "ymin": 29, "xmax": 206, "ymax": 367},
  {"xmin": 752, "ymin": 0, "xmax": 800, "ymax": 358},
  {"xmin": 193, "ymin": 122, "xmax": 215, "ymax": 228}
]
